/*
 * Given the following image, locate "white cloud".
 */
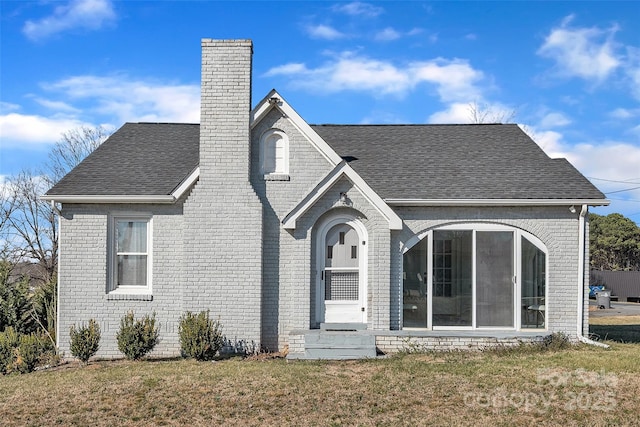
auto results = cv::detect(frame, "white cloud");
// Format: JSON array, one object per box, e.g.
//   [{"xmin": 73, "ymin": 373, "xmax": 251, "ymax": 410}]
[
  {"xmin": 429, "ymin": 101, "xmax": 515, "ymax": 124},
  {"xmin": 305, "ymin": 24, "xmax": 345, "ymax": 40},
  {"xmin": 428, "ymin": 103, "xmax": 471, "ymax": 124},
  {"xmin": 1, "ymin": 74, "xmax": 199, "ymax": 147},
  {"xmin": 332, "ymin": 2, "xmax": 383, "ymax": 18},
  {"xmin": 23, "ymin": 0, "xmax": 116, "ymax": 41},
  {"xmin": 537, "ymin": 15, "xmax": 621, "ymax": 82},
  {"xmin": 539, "ymin": 112, "xmax": 571, "ymax": 128},
  {"xmin": 609, "ymin": 108, "xmax": 634, "ymax": 119},
  {"xmin": 33, "ymin": 98, "xmax": 80, "ymax": 113},
  {"xmin": 523, "ymin": 126, "xmax": 568, "ymax": 158},
  {"xmin": 375, "ymin": 27, "xmax": 424, "ymax": 42},
  {"xmin": 409, "ymin": 59, "xmax": 484, "ymax": 102},
  {"xmin": 569, "ymin": 142, "xmax": 640, "ymax": 196},
  {"xmin": 522, "ymin": 125, "xmax": 640, "ymax": 203},
  {"xmin": 625, "ymin": 46, "xmax": 640, "ymax": 100},
  {"xmin": 0, "ymin": 102, "xmax": 21, "ymax": 113},
  {"xmin": 0, "ymin": 113, "xmax": 88, "ymax": 147},
  {"xmin": 375, "ymin": 27, "xmax": 401, "ymax": 41},
  {"xmin": 265, "ymin": 52, "xmax": 484, "ymax": 101},
  {"xmin": 43, "ymin": 75, "xmax": 200, "ymax": 123}
]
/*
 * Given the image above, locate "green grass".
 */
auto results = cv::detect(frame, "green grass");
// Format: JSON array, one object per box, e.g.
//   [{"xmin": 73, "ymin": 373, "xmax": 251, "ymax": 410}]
[
  {"xmin": 589, "ymin": 315, "xmax": 640, "ymax": 343},
  {"xmin": 1, "ymin": 343, "xmax": 639, "ymax": 426}
]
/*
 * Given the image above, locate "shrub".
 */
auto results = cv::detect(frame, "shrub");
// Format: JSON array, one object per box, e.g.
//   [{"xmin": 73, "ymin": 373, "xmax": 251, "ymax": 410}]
[
  {"xmin": 0, "ymin": 262, "xmax": 34, "ymax": 334},
  {"xmin": 540, "ymin": 332, "xmax": 571, "ymax": 351},
  {"xmin": 32, "ymin": 279, "xmax": 57, "ymax": 343},
  {"xmin": 70, "ymin": 319, "xmax": 101, "ymax": 363},
  {"xmin": 14, "ymin": 333, "xmax": 43, "ymax": 374},
  {"xmin": 0, "ymin": 327, "xmax": 19, "ymax": 374},
  {"xmin": 0, "ymin": 328, "xmax": 48, "ymax": 374},
  {"xmin": 116, "ymin": 311, "xmax": 159, "ymax": 360},
  {"xmin": 179, "ymin": 311, "xmax": 223, "ymax": 361}
]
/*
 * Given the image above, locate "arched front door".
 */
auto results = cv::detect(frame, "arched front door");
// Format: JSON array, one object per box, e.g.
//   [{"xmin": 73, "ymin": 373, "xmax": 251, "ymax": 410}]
[{"xmin": 317, "ymin": 217, "xmax": 367, "ymax": 324}]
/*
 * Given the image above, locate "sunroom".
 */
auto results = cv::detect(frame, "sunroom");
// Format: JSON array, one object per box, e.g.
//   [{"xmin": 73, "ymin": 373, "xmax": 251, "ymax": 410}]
[{"xmin": 402, "ymin": 224, "xmax": 547, "ymax": 331}]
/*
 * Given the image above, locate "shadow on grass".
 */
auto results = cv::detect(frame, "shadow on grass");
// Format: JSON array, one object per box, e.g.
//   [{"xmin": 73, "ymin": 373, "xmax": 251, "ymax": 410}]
[{"xmin": 589, "ymin": 325, "xmax": 640, "ymax": 343}]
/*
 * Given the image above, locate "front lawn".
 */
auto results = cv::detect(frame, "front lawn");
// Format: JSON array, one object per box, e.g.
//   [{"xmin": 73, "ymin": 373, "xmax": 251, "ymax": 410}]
[{"xmin": 1, "ymin": 342, "xmax": 638, "ymax": 426}]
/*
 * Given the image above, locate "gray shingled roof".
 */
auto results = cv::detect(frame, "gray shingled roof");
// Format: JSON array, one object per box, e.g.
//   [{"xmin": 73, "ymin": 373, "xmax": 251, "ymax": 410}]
[
  {"xmin": 46, "ymin": 123, "xmax": 199, "ymax": 196},
  {"xmin": 312, "ymin": 124, "xmax": 605, "ymax": 200},
  {"xmin": 46, "ymin": 122, "xmax": 605, "ymax": 201}
]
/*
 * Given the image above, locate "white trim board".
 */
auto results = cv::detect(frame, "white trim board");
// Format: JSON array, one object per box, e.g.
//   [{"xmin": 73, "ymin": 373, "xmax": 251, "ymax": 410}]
[
  {"xmin": 251, "ymin": 89, "xmax": 343, "ymax": 166},
  {"xmin": 385, "ymin": 198, "xmax": 610, "ymax": 207},
  {"xmin": 283, "ymin": 161, "xmax": 403, "ymax": 231}
]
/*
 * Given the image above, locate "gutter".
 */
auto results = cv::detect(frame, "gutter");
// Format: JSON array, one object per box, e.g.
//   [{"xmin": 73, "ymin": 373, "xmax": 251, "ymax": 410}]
[
  {"xmin": 576, "ymin": 203, "xmax": 609, "ymax": 348},
  {"xmin": 51, "ymin": 200, "xmax": 61, "ymax": 350},
  {"xmin": 384, "ymin": 198, "xmax": 610, "ymax": 207},
  {"xmin": 41, "ymin": 195, "xmax": 177, "ymax": 204}
]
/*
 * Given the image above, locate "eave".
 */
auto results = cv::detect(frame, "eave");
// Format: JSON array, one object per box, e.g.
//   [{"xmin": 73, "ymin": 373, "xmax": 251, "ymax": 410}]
[
  {"xmin": 384, "ymin": 198, "xmax": 611, "ymax": 207},
  {"xmin": 41, "ymin": 167, "xmax": 200, "ymax": 205},
  {"xmin": 283, "ymin": 161, "xmax": 403, "ymax": 231}
]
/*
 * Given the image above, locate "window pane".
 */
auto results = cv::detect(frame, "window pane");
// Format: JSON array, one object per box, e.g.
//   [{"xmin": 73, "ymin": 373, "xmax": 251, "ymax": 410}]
[
  {"xmin": 403, "ymin": 238, "xmax": 427, "ymax": 327},
  {"xmin": 476, "ymin": 231, "xmax": 514, "ymax": 327},
  {"xmin": 521, "ymin": 237, "xmax": 546, "ymax": 328},
  {"xmin": 117, "ymin": 255, "xmax": 147, "ymax": 286},
  {"xmin": 325, "ymin": 224, "xmax": 358, "ymax": 268},
  {"xmin": 433, "ymin": 230, "xmax": 472, "ymax": 327},
  {"xmin": 117, "ymin": 221, "xmax": 147, "ymax": 253}
]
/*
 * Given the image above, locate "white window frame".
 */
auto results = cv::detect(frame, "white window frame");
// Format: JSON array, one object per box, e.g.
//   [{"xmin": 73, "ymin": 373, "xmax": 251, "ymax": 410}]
[
  {"xmin": 260, "ymin": 128, "xmax": 289, "ymax": 179},
  {"xmin": 402, "ymin": 223, "xmax": 548, "ymax": 332},
  {"xmin": 108, "ymin": 214, "xmax": 153, "ymax": 295}
]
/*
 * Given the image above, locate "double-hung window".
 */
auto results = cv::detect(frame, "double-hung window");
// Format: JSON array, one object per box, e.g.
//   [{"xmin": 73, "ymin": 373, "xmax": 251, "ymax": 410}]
[{"xmin": 109, "ymin": 215, "xmax": 152, "ymax": 294}]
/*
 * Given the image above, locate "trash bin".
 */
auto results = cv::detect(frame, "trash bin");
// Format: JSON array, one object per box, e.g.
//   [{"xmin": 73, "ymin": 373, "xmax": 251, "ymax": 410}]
[{"xmin": 596, "ymin": 290, "xmax": 611, "ymax": 309}]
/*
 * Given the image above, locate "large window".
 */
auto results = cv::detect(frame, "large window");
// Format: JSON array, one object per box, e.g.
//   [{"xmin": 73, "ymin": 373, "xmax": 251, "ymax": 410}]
[
  {"xmin": 109, "ymin": 216, "xmax": 152, "ymax": 294},
  {"xmin": 403, "ymin": 225, "xmax": 547, "ymax": 330}
]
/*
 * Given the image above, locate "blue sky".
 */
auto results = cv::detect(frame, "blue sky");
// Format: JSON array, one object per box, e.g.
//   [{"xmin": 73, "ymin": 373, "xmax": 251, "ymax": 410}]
[{"xmin": 1, "ymin": 1, "xmax": 639, "ymax": 220}]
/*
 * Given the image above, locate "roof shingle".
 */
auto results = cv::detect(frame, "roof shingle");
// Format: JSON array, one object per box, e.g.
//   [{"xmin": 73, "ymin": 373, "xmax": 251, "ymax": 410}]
[{"xmin": 46, "ymin": 122, "xmax": 605, "ymax": 201}]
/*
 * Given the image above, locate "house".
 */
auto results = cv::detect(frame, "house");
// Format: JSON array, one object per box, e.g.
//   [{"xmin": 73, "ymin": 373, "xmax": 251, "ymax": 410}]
[
  {"xmin": 44, "ymin": 39, "xmax": 609, "ymax": 359},
  {"xmin": 590, "ymin": 271, "xmax": 640, "ymax": 302}
]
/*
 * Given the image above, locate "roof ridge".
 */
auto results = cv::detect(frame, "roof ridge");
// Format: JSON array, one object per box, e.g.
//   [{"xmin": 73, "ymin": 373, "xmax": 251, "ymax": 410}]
[
  {"xmin": 310, "ymin": 123, "xmax": 510, "ymax": 127},
  {"xmin": 133, "ymin": 122, "xmax": 200, "ymax": 125}
]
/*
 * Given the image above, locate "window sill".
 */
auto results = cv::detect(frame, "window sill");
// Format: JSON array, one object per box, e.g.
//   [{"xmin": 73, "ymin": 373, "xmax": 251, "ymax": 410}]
[
  {"xmin": 107, "ymin": 293, "xmax": 153, "ymax": 301},
  {"xmin": 263, "ymin": 173, "xmax": 290, "ymax": 181}
]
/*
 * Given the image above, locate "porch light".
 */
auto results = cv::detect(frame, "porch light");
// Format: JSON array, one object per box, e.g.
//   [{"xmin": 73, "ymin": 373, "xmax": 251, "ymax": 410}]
[
  {"xmin": 340, "ymin": 192, "xmax": 351, "ymax": 206},
  {"xmin": 569, "ymin": 205, "xmax": 577, "ymax": 214}
]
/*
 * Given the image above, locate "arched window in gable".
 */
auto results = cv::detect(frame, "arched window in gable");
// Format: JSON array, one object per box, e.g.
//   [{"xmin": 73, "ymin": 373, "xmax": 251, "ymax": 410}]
[{"xmin": 260, "ymin": 129, "xmax": 289, "ymax": 180}]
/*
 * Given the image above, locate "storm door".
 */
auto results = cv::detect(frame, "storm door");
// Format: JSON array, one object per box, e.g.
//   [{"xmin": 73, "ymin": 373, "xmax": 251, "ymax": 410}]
[{"xmin": 322, "ymin": 223, "xmax": 366, "ymax": 323}]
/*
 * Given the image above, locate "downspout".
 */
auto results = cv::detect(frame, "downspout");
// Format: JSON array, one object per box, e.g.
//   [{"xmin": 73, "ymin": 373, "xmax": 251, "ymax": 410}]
[
  {"xmin": 50, "ymin": 200, "xmax": 61, "ymax": 350},
  {"xmin": 576, "ymin": 204, "xmax": 609, "ymax": 348}
]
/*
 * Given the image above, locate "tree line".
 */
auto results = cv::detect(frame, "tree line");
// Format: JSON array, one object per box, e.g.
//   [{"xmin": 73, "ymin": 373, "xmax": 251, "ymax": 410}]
[{"xmin": 590, "ymin": 212, "xmax": 640, "ymax": 271}]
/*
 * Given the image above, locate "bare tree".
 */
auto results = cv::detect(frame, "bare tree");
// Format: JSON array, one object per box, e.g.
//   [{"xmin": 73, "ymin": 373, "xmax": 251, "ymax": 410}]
[
  {"xmin": 1, "ymin": 126, "xmax": 110, "ymax": 284},
  {"xmin": 468, "ymin": 101, "xmax": 517, "ymax": 124},
  {"xmin": 46, "ymin": 125, "xmax": 109, "ymax": 183},
  {"xmin": 3, "ymin": 171, "xmax": 57, "ymax": 284}
]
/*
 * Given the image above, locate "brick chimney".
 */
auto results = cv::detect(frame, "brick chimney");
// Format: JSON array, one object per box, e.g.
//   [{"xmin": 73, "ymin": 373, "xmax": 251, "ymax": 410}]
[
  {"xmin": 183, "ymin": 39, "xmax": 263, "ymax": 348},
  {"xmin": 199, "ymin": 39, "xmax": 253, "ymax": 181}
]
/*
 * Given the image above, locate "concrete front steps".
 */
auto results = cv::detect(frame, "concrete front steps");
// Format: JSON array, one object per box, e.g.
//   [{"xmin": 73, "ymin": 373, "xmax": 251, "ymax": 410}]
[{"xmin": 288, "ymin": 323, "xmax": 377, "ymax": 360}]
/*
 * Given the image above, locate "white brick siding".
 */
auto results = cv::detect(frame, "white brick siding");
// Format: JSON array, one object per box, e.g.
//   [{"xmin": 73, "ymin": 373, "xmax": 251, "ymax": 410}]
[{"xmin": 56, "ymin": 40, "xmax": 589, "ymax": 359}]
